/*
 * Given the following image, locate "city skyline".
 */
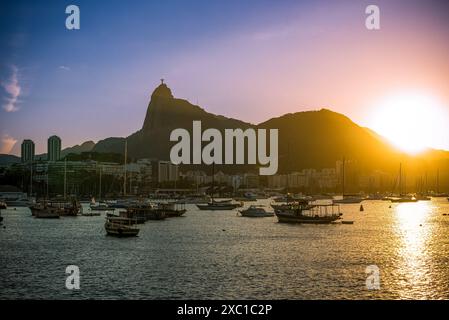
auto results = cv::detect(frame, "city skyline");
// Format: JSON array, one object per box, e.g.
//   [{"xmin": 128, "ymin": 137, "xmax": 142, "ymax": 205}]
[{"xmin": 1, "ymin": 0, "xmax": 449, "ymax": 155}]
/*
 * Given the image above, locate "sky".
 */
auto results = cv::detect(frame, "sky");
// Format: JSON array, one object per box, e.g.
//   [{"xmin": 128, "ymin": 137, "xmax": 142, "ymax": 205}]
[{"xmin": 1, "ymin": 0, "xmax": 449, "ymax": 155}]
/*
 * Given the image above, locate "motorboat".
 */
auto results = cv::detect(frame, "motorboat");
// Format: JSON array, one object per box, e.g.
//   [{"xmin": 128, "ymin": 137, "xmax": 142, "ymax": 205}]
[
  {"xmin": 104, "ymin": 217, "xmax": 139, "ymax": 237},
  {"xmin": 275, "ymin": 203, "xmax": 342, "ymax": 224},
  {"xmin": 239, "ymin": 205, "xmax": 274, "ymax": 217}
]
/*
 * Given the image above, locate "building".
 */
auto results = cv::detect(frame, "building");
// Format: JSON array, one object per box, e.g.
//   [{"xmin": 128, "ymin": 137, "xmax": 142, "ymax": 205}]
[
  {"xmin": 21, "ymin": 139, "xmax": 35, "ymax": 163},
  {"xmin": 152, "ymin": 160, "xmax": 179, "ymax": 183},
  {"xmin": 47, "ymin": 135, "xmax": 62, "ymax": 161}
]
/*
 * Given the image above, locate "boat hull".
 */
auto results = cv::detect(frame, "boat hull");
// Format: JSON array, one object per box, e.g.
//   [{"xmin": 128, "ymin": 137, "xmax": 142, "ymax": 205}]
[
  {"xmin": 105, "ymin": 223, "xmax": 139, "ymax": 237},
  {"xmin": 275, "ymin": 211, "xmax": 339, "ymax": 224},
  {"xmin": 240, "ymin": 212, "xmax": 274, "ymax": 217},
  {"xmin": 196, "ymin": 204, "xmax": 240, "ymax": 210}
]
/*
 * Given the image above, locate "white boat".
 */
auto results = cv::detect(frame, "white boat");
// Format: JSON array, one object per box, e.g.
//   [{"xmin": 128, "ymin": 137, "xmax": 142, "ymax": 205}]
[
  {"xmin": 239, "ymin": 205, "xmax": 274, "ymax": 217},
  {"xmin": 90, "ymin": 198, "xmax": 112, "ymax": 211},
  {"xmin": 104, "ymin": 217, "xmax": 139, "ymax": 237}
]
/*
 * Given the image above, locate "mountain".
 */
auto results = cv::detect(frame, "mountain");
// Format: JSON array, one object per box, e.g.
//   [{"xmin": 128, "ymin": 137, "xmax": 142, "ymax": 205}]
[
  {"xmin": 34, "ymin": 140, "xmax": 96, "ymax": 160},
  {"xmin": 94, "ymin": 82, "xmax": 253, "ymax": 165},
  {"xmin": 61, "ymin": 140, "xmax": 95, "ymax": 157},
  {"xmin": 258, "ymin": 109, "xmax": 405, "ymax": 172},
  {"xmin": 92, "ymin": 82, "xmax": 449, "ymax": 175},
  {"xmin": 0, "ymin": 154, "xmax": 21, "ymax": 165}
]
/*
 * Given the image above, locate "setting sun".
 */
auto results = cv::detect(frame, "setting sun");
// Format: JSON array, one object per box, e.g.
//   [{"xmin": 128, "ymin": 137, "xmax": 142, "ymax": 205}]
[{"xmin": 369, "ymin": 92, "xmax": 449, "ymax": 154}]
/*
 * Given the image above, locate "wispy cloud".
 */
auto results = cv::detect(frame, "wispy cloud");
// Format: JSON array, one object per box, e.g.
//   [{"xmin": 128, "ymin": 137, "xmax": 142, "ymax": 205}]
[
  {"xmin": 1, "ymin": 65, "xmax": 21, "ymax": 112},
  {"xmin": 0, "ymin": 134, "xmax": 17, "ymax": 154},
  {"xmin": 59, "ymin": 65, "xmax": 71, "ymax": 71}
]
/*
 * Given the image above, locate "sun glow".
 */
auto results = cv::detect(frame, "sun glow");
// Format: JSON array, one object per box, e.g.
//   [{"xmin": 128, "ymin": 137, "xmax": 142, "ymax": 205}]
[{"xmin": 369, "ymin": 92, "xmax": 448, "ymax": 154}]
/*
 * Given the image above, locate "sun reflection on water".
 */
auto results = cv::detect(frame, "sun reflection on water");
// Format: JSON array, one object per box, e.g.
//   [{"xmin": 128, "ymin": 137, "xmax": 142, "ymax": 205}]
[{"xmin": 393, "ymin": 201, "xmax": 434, "ymax": 299}]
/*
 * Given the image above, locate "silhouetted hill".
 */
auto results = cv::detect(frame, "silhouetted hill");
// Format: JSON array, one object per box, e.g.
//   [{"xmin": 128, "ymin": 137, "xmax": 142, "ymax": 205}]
[
  {"xmin": 94, "ymin": 83, "xmax": 253, "ymax": 168},
  {"xmin": 0, "ymin": 154, "xmax": 20, "ymax": 165},
  {"xmin": 258, "ymin": 109, "xmax": 405, "ymax": 172},
  {"xmin": 92, "ymin": 82, "xmax": 449, "ymax": 175},
  {"xmin": 35, "ymin": 140, "xmax": 96, "ymax": 161},
  {"xmin": 61, "ymin": 141, "xmax": 95, "ymax": 157}
]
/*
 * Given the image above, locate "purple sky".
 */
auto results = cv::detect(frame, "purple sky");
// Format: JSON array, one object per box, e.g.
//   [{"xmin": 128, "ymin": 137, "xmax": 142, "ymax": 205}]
[{"xmin": 1, "ymin": 0, "xmax": 449, "ymax": 155}]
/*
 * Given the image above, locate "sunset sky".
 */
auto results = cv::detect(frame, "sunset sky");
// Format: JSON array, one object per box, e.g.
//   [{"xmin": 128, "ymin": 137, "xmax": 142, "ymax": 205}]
[{"xmin": 1, "ymin": 0, "xmax": 449, "ymax": 155}]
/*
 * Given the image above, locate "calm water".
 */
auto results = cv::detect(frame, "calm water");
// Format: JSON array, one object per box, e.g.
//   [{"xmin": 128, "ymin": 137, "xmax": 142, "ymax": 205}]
[{"xmin": 1, "ymin": 198, "xmax": 449, "ymax": 299}]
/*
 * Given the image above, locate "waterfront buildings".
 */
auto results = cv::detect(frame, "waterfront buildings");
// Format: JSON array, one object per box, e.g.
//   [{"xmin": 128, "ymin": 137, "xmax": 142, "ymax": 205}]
[
  {"xmin": 47, "ymin": 135, "xmax": 62, "ymax": 162},
  {"xmin": 21, "ymin": 140, "xmax": 35, "ymax": 163}
]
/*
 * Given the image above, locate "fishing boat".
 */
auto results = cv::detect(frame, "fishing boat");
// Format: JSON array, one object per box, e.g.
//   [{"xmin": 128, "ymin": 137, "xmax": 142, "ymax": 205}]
[
  {"xmin": 31, "ymin": 203, "xmax": 61, "ymax": 219},
  {"xmin": 104, "ymin": 216, "xmax": 139, "ymax": 237},
  {"xmin": 275, "ymin": 202, "xmax": 342, "ymax": 224},
  {"xmin": 239, "ymin": 205, "xmax": 274, "ymax": 217},
  {"xmin": 196, "ymin": 201, "xmax": 240, "ymax": 211},
  {"xmin": 155, "ymin": 202, "xmax": 186, "ymax": 217},
  {"xmin": 122, "ymin": 204, "xmax": 166, "ymax": 221}
]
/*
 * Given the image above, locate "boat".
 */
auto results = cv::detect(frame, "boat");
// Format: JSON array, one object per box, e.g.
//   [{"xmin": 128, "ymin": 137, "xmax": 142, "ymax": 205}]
[
  {"xmin": 31, "ymin": 203, "xmax": 61, "ymax": 219},
  {"xmin": 90, "ymin": 202, "xmax": 112, "ymax": 211},
  {"xmin": 89, "ymin": 195, "xmax": 113, "ymax": 211},
  {"xmin": 122, "ymin": 204, "xmax": 166, "ymax": 221},
  {"xmin": 239, "ymin": 205, "xmax": 274, "ymax": 217},
  {"xmin": 4, "ymin": 198, "xmax": 34, "ymax": 207},
  {"xmin": 275, "ymin": 202, "xmax": 342, "ymax": 224},
  {"xmin": 196, "ymin": 202, "xmax": 240, "ymax": 211},
  {"xmin": 415, "ymin": 194, "xmax": 431, "ymax": 201},
  {"xmin": 197, "ymin": 163, "xmax": 240, "ymax": 211},
  {"xmin": 155, "ymin": 202, "xmax": 186, "ymax": 217},
  {"xmin": 334, "ymin": 157, "xmax": 365, "ymax": 204},
  {"xmin": 31, "ymin": 199, "xmax": 80, "ymax": 217},
  {"xmin": 333, "ymin": 196, "xmax": 364, "ymax": 204},
  {"xmin": 176, "ymin": 194, "xmax": 211, "ymax": 204},
  {"xmin": 0, "ymin": 201, "xmax": 6, "ymax": 210},
  {"xmin": 390, "ymin": 196, "xmax": 418, "ymax": 203},
  {"xmin": 389, "ymin": 163, "xmax": 418, "ymax": 203},
  {"xmin": 234, "ymin": 192, "xmax": 258, "ymax": 202},
  {"xmin": 81, "ymin": 210, "xmax": 101, "ymax": 216},
  {"xmin": 104, "ymin": 216, "xmax": 139, "ymax": 237}
]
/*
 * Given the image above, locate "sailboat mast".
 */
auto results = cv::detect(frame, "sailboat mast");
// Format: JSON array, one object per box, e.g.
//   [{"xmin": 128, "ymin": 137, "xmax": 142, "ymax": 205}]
[
  {"xmin": 30, "ymin": 161, "xmax": 33, "ymax": 197},
  {"xmin": 123, "ymin": 140, "xmax": 127, "ymax": 196},
  {"xmin": 399, "ymin": 163, "xmax": 402, "ymax": 195},
  {"xmin": 437, "ymin": 169, "xmax": 440, "ymax": 194},
  {"xmin": 342, "ymin": 157, "xmax": 345, "ymax": 197},
  {"xmin": 64, "ymin": 158, "xmax": 67, "ymax": 199},
  {"xmin": 211, "ymin": 162, "xmax": 215, "ymax": 202},
  {"xmin": 99, "ymin": 165, "xmax": 102, "ymax": 201}
]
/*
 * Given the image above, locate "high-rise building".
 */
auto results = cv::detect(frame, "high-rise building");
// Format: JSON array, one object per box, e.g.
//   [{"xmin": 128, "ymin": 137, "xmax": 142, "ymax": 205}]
[
  {"xmin": 47, "ymin": 135, "xmax": 62, "ymax": 161},
  {"xmin": 21, "ymin": 139, "xmax": 35, "ymax": 163}
]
